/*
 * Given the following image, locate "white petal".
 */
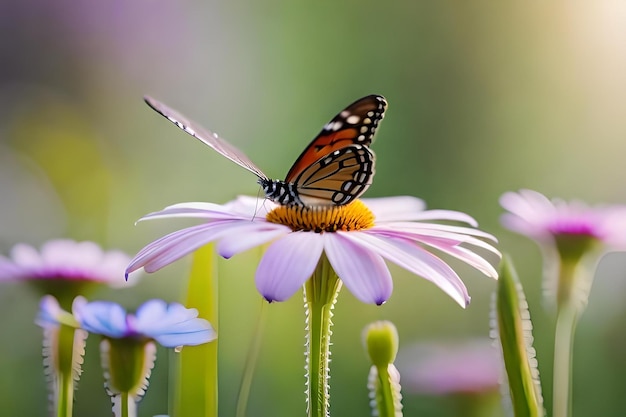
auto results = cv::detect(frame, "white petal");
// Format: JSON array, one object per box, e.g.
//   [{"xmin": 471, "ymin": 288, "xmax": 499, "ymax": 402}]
[
  {"xmin": 402, "ymin": 209, "xmax": 479, "ymax": 227},
  {"xmin": 126, "ymin": 220, "xmax": 259, "ymax": 274},
  {"xmin": 324, "ymin": 233, "xmax": 392, "ymax": 305},
  {"xmin": 343, "ymin": 232, "xmax": 470, "ymax": 307},
  {"xmin": 138, "ymin": 202, "xmax": 254, "ymax": 222},
  {"xmin": 363, "ymin": 196, "xmax": 426, "ymax": 221},
  {"xmin": 217, "ymin": 223, "xmax": 290, "ymax": 258},
  {"xmin": 255, "ymin": 233, "xmax": 323, "ymax": 302}
]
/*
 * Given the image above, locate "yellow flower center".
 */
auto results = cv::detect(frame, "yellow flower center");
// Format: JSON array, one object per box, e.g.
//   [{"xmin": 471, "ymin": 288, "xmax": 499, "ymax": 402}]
[{"xmin": 266, "ymin": 200, "xmax": 375, "ymax": 233}]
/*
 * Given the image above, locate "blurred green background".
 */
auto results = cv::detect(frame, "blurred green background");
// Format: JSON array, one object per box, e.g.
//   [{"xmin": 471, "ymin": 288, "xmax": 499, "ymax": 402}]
[{"xmin": 2, "ymin": 1, "xmax": 626, "ymax": 416}]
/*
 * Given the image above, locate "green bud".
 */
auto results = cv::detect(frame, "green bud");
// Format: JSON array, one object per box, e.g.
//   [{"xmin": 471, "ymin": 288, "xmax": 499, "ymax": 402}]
[{"xmin": 363, "ymin": 320, "xmax": 399, "ymax": 368}]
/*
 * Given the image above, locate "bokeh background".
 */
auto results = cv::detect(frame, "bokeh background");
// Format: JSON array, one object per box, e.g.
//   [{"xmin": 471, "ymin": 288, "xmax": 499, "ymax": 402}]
[{"xmin": 2, "ymin": 1, "xmax": 626, "ymax": 416}]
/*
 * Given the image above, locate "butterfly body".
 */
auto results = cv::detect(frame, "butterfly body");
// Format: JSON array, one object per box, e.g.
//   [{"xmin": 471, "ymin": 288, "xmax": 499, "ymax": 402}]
[{"xmin": 144, "ymin": 94, "xmax": 387, "ymax": 208}]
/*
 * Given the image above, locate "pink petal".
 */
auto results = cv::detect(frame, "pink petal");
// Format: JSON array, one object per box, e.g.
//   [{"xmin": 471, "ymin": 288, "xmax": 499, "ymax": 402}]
[
  {"xmin": 127, "ymin": 220, "xmax": 258, "ymax": 274},
  {"xmin": 345, "ymin": 232, "xmax": 470, "ymax": 307},
  {"xmin": 324, "ymin": 233, "xmax": 392, "ymax": 305},
  {"xmin": 217, "ymin": 223, "xmax": 290, "ymax": 258},
  {"xmin": 404, "ymin": 210, "xmax": 479, "ymax": 227},
  {"xmin": 422, "ymin": 238, "xmax": 499, "ymax": 278},
  {"xmin": 374, "ymin": 223, "xmax": 497, "ymax": 241},
  {"xmin": 138, "ymin": 202, "xmax": 253, "ymax": 222},
  {"xmin": 10, "ymin": 243, "xmax": 43, "ymax": 269},
  {"xmin": 255, "ymin": 233, "xmax": 323, "ymax": 302},
  {"xmin": 363, "ymin": 196, "xmax": 426, "ymax": 221}
]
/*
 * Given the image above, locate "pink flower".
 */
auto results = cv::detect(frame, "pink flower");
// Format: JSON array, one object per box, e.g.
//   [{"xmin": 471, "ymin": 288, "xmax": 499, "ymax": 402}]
[
  {"xmin": 500, "ymin": 189, "xmax": 626, "ymax": 308},
  {"xmin": 500, "ymin": 189, "xmax": 626, "ymax": 252},
  {"xmin": 0, "ymin": 239, "xmax": 137, "ymax": 287},
  {"xmin": 126, "ymin": 196, "xmax": 499, "ymax": 307}
]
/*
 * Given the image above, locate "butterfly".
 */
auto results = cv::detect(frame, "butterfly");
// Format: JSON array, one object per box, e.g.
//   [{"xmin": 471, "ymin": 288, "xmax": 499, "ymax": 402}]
[{"xmin": 144, "ymin": 94, "xmax": 388, "ymax": 207}]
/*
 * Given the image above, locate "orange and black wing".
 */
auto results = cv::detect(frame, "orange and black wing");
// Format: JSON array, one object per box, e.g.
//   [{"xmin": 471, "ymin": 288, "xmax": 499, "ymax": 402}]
[
  {"xmin": 284, "ymin": 95, "xmax": 387, "ymax": 183},
  {"xmin": 292, "ymin": 144, "xmax": 375, "ymax": 206}
]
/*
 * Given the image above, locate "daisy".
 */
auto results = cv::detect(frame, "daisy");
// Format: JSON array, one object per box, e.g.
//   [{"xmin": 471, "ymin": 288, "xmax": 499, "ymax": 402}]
[
  {"xmin": 71, "ymin": 297, "xmax": 215, "ymax": 417},
  {"xmin": 0, "ymin": 239, "xmax": 138, "ymax": 304},
  {"xmin": 500, "ymin": 189, "xmax": 626, "ymax": 260},
  {"xmin": 500, "ymin": 189, "xmax": 626, "ymax": 307},
  {"xmin": 126, "ymin": 195, "xmax": 499, "ymax": 307},
  {"xmin": 500, "ymin": 189, "xmax": 626, "ymax": 417}
]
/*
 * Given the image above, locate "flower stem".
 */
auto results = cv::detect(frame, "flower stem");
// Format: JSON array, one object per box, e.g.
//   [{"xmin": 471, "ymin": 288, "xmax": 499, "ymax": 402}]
[
  {"xmin": 304, "ymin": 254, "xmax": 342, "ymax": 417},
  {"xmin": 374, "ymin": 365, "xmax": 398, "ymax": 417},
  {"xmin": 55, "ymin": 324, "xmax": 77, "ymax": 417},
  {"xmin": 552, "ymin": 303, "xmax": 578, "ymax": 417},
  {"xmin": 174, "ymin": 244, "xmax": 218, "ymax": 417},
  {"xmin": 120, "ymin": 392, "xmax": 131, "ymax": 417},
  {"xmin": 236, "ymin": 299, "xmax": 268, "ymax": 417}
]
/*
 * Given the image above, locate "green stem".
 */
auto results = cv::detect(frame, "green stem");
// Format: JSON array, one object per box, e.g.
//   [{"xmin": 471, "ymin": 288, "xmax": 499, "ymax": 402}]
[
  {"xmin": 552, "ymin": 303, "xmax": 578, "ymax": 417},
  {"xmin": 174, "ymin": 244, "xmax": 218, "ymax": 417},
  {"xmin": 56, "ymin": 324, "xmax": 76, "ymax": 417},
  {"xmin": 304, "ymin": 254, "xmax": 342, "ymax": 417},
  {"xmin": 236, "ymin": 300, "xmax": 268, "ymax": 417},
  {"xmin": 120, "ymin": 392, "xmax": 130, "ymax": 417},
  {"xmin": 375, "ymin": 365, "xmax": 396, "ymax": 417}
]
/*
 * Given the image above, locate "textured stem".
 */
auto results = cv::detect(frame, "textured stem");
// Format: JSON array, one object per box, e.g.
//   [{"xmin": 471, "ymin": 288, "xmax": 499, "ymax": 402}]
[
  {"xmin": 375, "ymin": 365, "xmax": 398, "ymax": 417},
  {"xmin": 56, "ymin": 325, "xmax": 76, "ymax": 417},
  {"xmin": 304, "ymin": 254, "xmax": 342, "ymax": 417},
  {"xmin": 552, "ymin": 303, "xmax": 577, "ymax": 417}
]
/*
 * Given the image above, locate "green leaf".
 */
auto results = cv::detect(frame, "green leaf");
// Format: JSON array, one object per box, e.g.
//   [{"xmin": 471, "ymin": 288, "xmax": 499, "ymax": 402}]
[
  {"xmin": 173, "ymin": 244, "xmax": 218, "ymax": 417},
  {"xmin": 494, "ymin": 255, "xmax": 544, "ymax": 417}
]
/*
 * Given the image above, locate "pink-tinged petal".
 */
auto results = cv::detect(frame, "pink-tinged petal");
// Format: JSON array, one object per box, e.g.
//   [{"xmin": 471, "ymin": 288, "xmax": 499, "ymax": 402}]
[
  {"xmin": 324, "ymin": 233, "xmax": 392, "ymax": 305},
  {"xmin": 138, "ymin": 202, "xmax": 253, "ymax": 222},
  {"xmin": 370, "ymin": 227, "xmax": 500, "ymax": 259},
  {"xmin": 422, "ymin": 238, "xmax": 499, "ymax": 278},
  {"xmin": 217, "ymin": 223, "xmax": 290, "ymax": 258},
  {"xmin": 127, "ymin": 220, "xmax": 260, "ymax": 274},
  {"xmin": 500, "ymin": 189, "xmax": 555, "ymax": 218},
  {"xmin": 374, "ymin": 223, "xmax": 497, "ymax": 241},
  {"xmin": 255, "ymin": 233, "xmax": 324, "ymax": 302},
  {"xmin": 224, "ymin": 195, "xmax": 277, "ymax": 217},
  {"xmin": 345, "ymin": 232, "xmax": 470, "ymax": 307},
  {"xmin": 0, "ymin": 255, "xmax": 24, "ymax": 280},
  {"xmin": 368, "ymin": 228, "xmax": 499, "ymax": 278},
  {"xmin": 10, "ymin": 243, "xmax": 43, "ymax": 269},
  {"xmin": 403, "ymin": 210, "xmax": 478, "ymax": 227},
  {"xmin": 363, "ymin": 196, "xmax": 426, "ymax": 221}
]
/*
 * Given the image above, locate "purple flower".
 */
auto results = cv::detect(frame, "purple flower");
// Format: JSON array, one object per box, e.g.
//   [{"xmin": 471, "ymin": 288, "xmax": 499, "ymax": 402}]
[
  {"xmin": 0, "ymin": 239, "xmax": 138, "ymax": 287},
  {"xmin": 72, "ymin": 297, "xmax": 215, "ymax": 347},
  {"xmin": 500, "ymin": 189, "xmax": 626, "ymax": 309},
  {"xmin": 126, "ymin": 196, "xmax": 499, "ymax": 307},
  {"xmin": 500, "ymin": 189, "xmax": 626, "ymax": 254}
]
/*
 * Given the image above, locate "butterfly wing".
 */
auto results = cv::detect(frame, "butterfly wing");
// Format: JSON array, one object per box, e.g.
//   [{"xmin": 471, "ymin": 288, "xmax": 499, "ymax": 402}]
[
  {"xmin": 144, "ymin": 96, "xmax": 268, "ymax": 179},
  {"xmin": 284, "ymin": 95, "xmax": 387, "ymax": 183},
  {"xmin": 292, "ymin": 144, "xmax": 375, "ymax": 206}
]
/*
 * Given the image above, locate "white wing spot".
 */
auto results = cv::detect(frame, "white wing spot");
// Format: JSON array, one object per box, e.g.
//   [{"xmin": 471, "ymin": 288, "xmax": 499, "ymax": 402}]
[
  {"xmin": 363, "ymin": 118, "xmax": 372, "ymax": 124},
  {"xmin": 346, "ymin": 115, "xmax": 360, "ymax": 124},
  {"xmin": 367, "ymin": 111, "xmax": 374, "ymax": 117},
  {"xmin": 360, "ymin": 126, "xmax": 368, "ymax": 133},
  {"xmin": 340, "ymin": 110, "xmax": 350, "ymax": 118},
  {"xmin": 357, "ymin": 135, "xmax": 365, "ymax": 142},
  {"xmin": 332, "ymin": 121, "xmax": 343, "ymax": 131}
]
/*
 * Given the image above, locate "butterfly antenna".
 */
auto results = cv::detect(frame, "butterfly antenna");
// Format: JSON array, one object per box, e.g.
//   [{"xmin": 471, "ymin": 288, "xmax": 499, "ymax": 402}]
[{"xmin": 252, "ymin": 187, "xmax": 264, "ymax": 221}]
